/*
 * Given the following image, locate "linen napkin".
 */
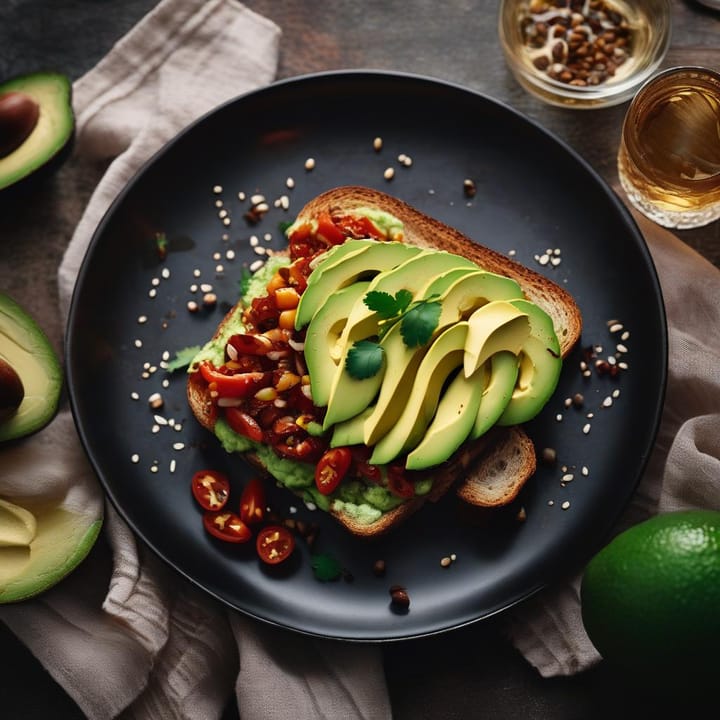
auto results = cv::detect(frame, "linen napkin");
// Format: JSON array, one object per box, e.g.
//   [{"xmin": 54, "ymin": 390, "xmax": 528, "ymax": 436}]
[
  {"xmin": 507, "ymin": 206, "xmax": 720, "ymax": 675},
  {"xmin": 0, "ymin": 2, "xmax": 390, "ymax": 719}
]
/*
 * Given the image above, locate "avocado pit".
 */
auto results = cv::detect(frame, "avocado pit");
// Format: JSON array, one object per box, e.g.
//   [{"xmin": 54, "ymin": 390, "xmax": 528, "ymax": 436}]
[
  {"xmin": 0, "ymin": 91, "xmax": 40, "ymax": 157},
  {"xmin": 0, "ymin": 357, "xmax": 24, "ymax": 423}
]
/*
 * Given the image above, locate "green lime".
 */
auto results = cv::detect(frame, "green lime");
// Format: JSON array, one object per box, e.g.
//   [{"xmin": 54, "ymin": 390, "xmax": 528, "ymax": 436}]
[{"xmin": 580, "ymin": 509, "xmax": 720, "ymax": 694}]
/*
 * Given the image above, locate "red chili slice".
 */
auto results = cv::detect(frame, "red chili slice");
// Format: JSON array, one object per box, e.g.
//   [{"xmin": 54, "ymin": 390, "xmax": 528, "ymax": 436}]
[
  {"xmin": 191, "ymin": 469, "xmax": 230, "ymax": 511},
  {"xmin": 256, "ymin": 525, "xmax": 295, "ymax": 565},
  {"xmin": 239, "ymin": 477, "xmax": 265, "ymax": 525},
  {"xmin": 225, "ymin": 407, "xmax": 264, "ymax": 442},
  {"xmin": 203, "ymin": 510, "xmax": 252, "ymax": 543},
  {"xmin": 315, "ymin": 447, "xmax": 352, "ymax": 495},
  {"xmin": 315, "ymin": 211, "xmax": 346, "ymax": 245},
  {"xmin": 199, "ymin": 361, "xmax": 272, "ymax": 398}
]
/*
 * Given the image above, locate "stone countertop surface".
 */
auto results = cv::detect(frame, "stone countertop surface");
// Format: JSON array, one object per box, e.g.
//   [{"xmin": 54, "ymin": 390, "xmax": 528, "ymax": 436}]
[{"xmin": 1, "ymin": 2, "xmax": 719, "ymax": 719}]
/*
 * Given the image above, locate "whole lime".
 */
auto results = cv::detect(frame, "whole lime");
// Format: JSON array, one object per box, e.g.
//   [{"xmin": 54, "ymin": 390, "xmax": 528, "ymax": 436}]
[{"xmin": 580, "ymin": 509, "xmax": 720, "ymax": 694}]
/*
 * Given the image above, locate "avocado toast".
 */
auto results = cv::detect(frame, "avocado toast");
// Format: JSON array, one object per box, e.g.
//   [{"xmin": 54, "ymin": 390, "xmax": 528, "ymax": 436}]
[{"xmin": 187, "ymin": 186, "xmax": 582, "ymax": 536}]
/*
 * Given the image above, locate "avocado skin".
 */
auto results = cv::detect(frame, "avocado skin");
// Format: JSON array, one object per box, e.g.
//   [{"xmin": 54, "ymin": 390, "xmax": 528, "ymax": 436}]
[
  {"xmin": 0, "ymin": 71, "xmax": 75, "ymax": 194},
  {"xmin": 0, "ymin": 293, "xmax": 63, "ymax": 443}
]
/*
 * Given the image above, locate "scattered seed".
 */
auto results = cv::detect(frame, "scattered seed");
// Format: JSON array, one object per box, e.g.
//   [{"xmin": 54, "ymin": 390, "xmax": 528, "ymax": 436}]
[
  {"xmin": 304, "ymin": 157, "xmax": 316, "ymax": 171},
  {"xmin": 463, "ymin": 178, "xmax": 477, "ymax": 197},
  {"xmin": 373, "ymin": 559, "xmax": 387, "ymax": 577},
  {"xmin": 541, "ymin": 447, "xmax": 557, "ymax": 464},
  {"xmin": 561, "ymin": 500, "xmax": 571, "ymax": 510},
  {"xmin": 582, "ymin": 422, "xmax": 591, "ymax": 434},
  {"xmin": 373, "ymin": 136, "xmax": 383, "ymax": 151},
  {"xmin": 440, "ymin": 556, "xmax": 453, "ymax": 568},
  {"xmin": 389, "ymin": 585, "xmax": 410, "ymax": 609},
  {"xmin": 383, "ymin": 167, "xmax": 395, "ymax": 181},
  {"xmin": 131, "ymin": 454, "xmax": 140, "ymax": 463}
]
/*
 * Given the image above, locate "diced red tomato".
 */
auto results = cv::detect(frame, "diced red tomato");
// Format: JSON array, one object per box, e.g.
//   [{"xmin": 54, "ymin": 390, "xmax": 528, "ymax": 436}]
[
  {"xmin": 315, "ymin": 211, "xmax": 346, "ymax": 245},
  {"xmin": 274, "ymin": 436, "xmax": 325, "ymax": 462},
  {"xmin": 225, "ymin": 407, "xmax": 264, "ymax": 442},
  {"xmin": 239, "ymin": 477, "xmax": 265, "ymax": 525},
  {"xmin": 191, "ymin": 469, "xmax": 230, "ymax": 511},
  {"xmin": 335, "ymin": 214, "xmax": 384, "ymax": 239},
  {"xmin": 387, "ymin": 464, "xmax": 415, "ymax": 499},
  {"xmin": 203, "ymin": 510, "xmax": 252, "ymax": 543},
  {"xmin": 256, "ymin": 525, "xmax": 295, "ymax": 565},
  {"xmin": 227, "ymin": 333, "xmax": 272, "ymax": 356},
  {"xmin": 315, "ymin": 447, "xmax": 352, "ymax": 495}
]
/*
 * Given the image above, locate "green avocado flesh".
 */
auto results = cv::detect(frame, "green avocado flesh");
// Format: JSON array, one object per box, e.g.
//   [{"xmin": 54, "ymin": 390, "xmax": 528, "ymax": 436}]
[
  {"xmin": 0, "ymin": 497, "xmax": 102, "ymax": 603},
  {"xmin": 0, "ymin": 293, "xmax": 63, "ymax": 442},
  {"xmin": 0, "ymin": 72, "xmax": 74, "ymax": 191},
  {"xmin": 193, "ymin": 226, "xmax": 563, "ymax": 525}
]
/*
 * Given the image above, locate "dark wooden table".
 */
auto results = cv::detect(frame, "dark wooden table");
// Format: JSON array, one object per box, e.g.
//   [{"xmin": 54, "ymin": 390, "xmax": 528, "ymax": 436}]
[{"xmin": 1, "ymin": 2, "xmax": 719, "ymax": 718}]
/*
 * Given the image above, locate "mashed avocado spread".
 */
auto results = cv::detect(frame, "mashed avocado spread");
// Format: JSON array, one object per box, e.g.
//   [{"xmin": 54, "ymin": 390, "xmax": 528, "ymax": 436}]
[{"xmin": 191, "ymin": 251, "xmax": 429, "ymax": 526}]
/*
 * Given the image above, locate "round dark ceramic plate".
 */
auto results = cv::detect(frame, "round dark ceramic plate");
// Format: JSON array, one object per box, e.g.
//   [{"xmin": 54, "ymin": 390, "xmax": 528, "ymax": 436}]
[{"xmin": 66, "ymin": 71, "xmax": 667, "ymax": 641}]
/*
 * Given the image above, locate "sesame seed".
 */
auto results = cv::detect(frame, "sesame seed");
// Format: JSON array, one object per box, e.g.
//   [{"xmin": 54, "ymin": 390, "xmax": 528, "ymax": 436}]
[
  {"xmin": 249, "ymin": 259, "xmax": 265, "ymax": 272},
  {"xmin": 153, "ymin": 414, "xmax": 168, "ymax": 425},
  {"xmin": 215, "ymin": 264, "xmax": 224, "ymax": 273},
  {"xmin": 621, "ymin": 330, "xmax": 630, "ymax": 341},
  {"xmin": 582, "ymin": 466, "xmax": 589, "ymax": 476},
  {"xmin": 249, "ymin": 235, "xmax": 259, "ymax": 246},
  {"xmin": 582, "ymin": 423, "xmax": 591, "ymax": 434},
  {"xmin": 561, "ymin": 501, "xmax": 571, "ymax": 510},
  {"xmin": 562, "ymin": 473, "xmax": 574, "ymax": 482},
  {"xmin": 131, "ymin": 454, "xmax": 140, "ymax": 463},
  {"xmin": 440, "ymin": 556, "xmax": 452, "ymax": 568},
  {"xmin": 612, "ymin": 389, "xmax": 621, "ymax": 398},
  {"xmin": 152, "ymin": 425, "xmax": 160, "ymax": 434},
  {"xmin": 373, "ymin": 136, "xmax": 383, "ymax": 151},
  {"xmin": 187, "ymin": 300, "xmax": 199, "ymax": 313},
  {"xmin": 148, "ymin": 288, "xmax": 157, "ymax": 298},
  {"xmin": 137, "ymin": 315, "xmax": 147, "ymax": 324},
  {"xmin": 616, "ymin": 343, "xmax": 628, "ymax": 354},
  {"xmin": 193, "ymin": 269, "xmax": 201, "ymax": 277},
  {"xmin": 222, "ymin": 217, "xmax": 231, "ymax": 226},
  {"xmin": 215, "ymin": 199, "xmax": 223, "ymax": 208},
  {"xmin": 304, "ymin": 157, "xmax": 315, "ymax": 170},
  {"xmin": 286, "ymin": 177, "xmax": 295, "ymax": 189},
  {"xmin": 170, "ymin": 459, "xmax": 176, "ymax": 473},
  {"xmin": 212, "ymin": 185, "xmax": 223, "ymax": 194},
  {"xmin": 602, "ymin": 396, "xmax": 613, "ymax": 408},
  {"xmin": 134, "ymin": 339, "xmax": 143, "ymax": 348},
  {"xmin": 161, "ymin": 268, "xmax": 170, "ymax": 279},
  {"xmin": 383, "ymin": 167, "xmax": 395, "ymax": 180},
  {"xmin": 150, "ymin": 464, "xmax": 159, "ymax": 474},
  {"xmin": 609, "ymin": 322, "xmax": 624, "ymax": 333},
  {"xmin": 226, "ymin": 249, "xmax": 236, "ymax": 260},
  {"xmin": 556, "ymin": 413, "xmax": 563, "ymax": 421},
  {"xmin": 173, "ymin": 442, "xmax": 185, "ymax": 451},
  {"xmin": 130, "ymin": 392, "xmax": 139, "ymax": 400}
]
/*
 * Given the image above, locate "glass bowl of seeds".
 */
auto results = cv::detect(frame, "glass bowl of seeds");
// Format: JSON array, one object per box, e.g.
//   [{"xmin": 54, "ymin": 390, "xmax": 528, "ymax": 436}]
[{"xmin": 499, "ymin": 0, "xmax": 672, "ymax": 109}]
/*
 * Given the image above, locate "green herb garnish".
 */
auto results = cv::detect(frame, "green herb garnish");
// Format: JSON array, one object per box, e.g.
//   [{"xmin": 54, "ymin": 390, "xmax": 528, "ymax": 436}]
[
  {"xmin": 238, "ymin": 266, "xmax": 253, "ymax": 298},
  {"xmin": 344, "ymin": 289, "xmax": 442, "ymax": 379},
  {"xmin": 155, "ymin": 231, "xmax": 168, "ymax": 260},
  {"xmin": 166, "ymin": 345, "xmax": 202, "ymax": 372},
  {"xmin": 345, "ymin": 339, "xmax": 385, "ymax": 379},
  {"xmin": 311, "ymin": 552, "xmax": 344, "ymax": 582}
]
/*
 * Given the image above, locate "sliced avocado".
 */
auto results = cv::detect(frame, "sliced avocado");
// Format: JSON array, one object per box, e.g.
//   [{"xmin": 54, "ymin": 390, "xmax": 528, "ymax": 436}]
[
  {"xmin": 324, "ymin": 250, "xmax": 479, "ymax": 427},
  {"xmin": 405, "ymin": 362, "xmax": 486, "ymax": 470},
  {"xmin": 330, "ymin": 406, "xmax": 374, "ymax": 447},
  {"xmin": 363, "ymin": 269, "xmax": 525, "ymax": 446},
  {"xmin": 497, "ymin": 299, "xmax": 562, "ymax": 427},
  {"xmin": 305, "ymin": 280, "xmax": 370, "ymax": 407},
  {"xmin": 0, "ymin": 72, "xmax": 74, "ymax": 192},
  {"xmin": 0, "ymin": 293, "xmax": 62, "ymax": 442},
  {"xmin": 295, "ymin": 240, "xmax": 422, "ymax": 329},
  {"xmin": 470, "ymin": 351, "xmax": 519, "ymax": 439},
  {"xmin": 362, "ymin": 321, "xmax": 425, "ymax": 446},
  {"xmin": 370, "ymin": 322, "xmax": 469, "ymax": 466},
  {"xmin": 0, "ymin": 498, "xmax": 102, "ymax": 603},
  {"xmin": 463, "ymin": 300, "xmax": 531, "ymax": 377}
]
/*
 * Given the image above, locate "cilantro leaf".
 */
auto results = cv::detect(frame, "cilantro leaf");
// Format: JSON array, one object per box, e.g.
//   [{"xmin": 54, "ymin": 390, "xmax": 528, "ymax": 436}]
[
  {"xmin": 311, "ymin": 552, "xmax": 343, "ymax": 582},
  {"xmin": 400, "ymin": 300, "xmax": 442, "ymax": 347},
  {"xmin": 345, "ymin": 340, "xmax": 384, "ymax": 379},
  {"xmin": 166, "ymin": 345, "xmax": 202, "ymax": 372},
  {"xmin": 364, "ymin": 290, "xmax": 399, "ymax": 318},
  {"xmin": 238, "ymin": 266, "xmax": 253, "ymax": 298}
]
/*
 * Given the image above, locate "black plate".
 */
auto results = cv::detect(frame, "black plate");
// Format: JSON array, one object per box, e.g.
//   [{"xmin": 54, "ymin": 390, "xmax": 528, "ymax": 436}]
[{"xmin": 66, "ymin": 71, "xmax": 667, "ymax": 641}]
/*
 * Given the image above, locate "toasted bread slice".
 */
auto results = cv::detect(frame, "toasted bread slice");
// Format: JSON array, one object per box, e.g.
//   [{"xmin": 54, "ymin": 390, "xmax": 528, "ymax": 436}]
[{"xmin": 187, "ymin": 186, "xmax": 581, "ymax": 535}]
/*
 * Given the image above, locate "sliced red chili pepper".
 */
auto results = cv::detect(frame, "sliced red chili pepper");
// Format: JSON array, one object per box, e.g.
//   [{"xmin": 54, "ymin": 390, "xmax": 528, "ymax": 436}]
[
  {"xmin": 239, "ymin": 477, "xmax": 265, "ymax": 525},
  {"xmin": 225, "ymin": 407, "xmax": 264, "ymax": 442},
  {"xmin": 387, "ymin": 464, "xmax": 415, "ymax": 499},
  {"xmin": 199, "ymin": 361, "xmax": 272, "ymax": 398},
  {"xmin": 203, "ymin": 510, "xmax": 252, "ymax": 543},
  {"xmin": 256, "ymin": 525, "xmax": 295, "ymax": 565},
  {"xmin": 315, "ymin": 447, "xmax": 352, "ymax": 495},
  {"xmin": 191, "ymin": 469, "xmax": 230, "ymax": 511}
]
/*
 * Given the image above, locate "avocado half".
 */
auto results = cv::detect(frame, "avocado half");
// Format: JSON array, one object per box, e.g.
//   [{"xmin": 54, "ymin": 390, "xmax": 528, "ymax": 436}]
[
  {"xmin": 0, "ymin": 71, "xmax": 74, "ymax": 192},
  {"xmin": 0, "ymin": 293, "xmax": 63, "ymax": 442}
]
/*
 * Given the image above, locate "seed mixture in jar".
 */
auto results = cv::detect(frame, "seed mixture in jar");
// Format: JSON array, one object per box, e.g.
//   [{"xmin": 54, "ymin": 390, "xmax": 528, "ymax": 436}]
[{"xmin": 519, "ymin": 0, "xmax": 634, "ymax": 87}]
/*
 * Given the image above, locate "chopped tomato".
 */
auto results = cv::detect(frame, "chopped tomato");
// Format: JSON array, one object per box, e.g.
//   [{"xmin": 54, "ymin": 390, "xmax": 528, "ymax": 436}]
[
  {"xmin": 191, "ymin": 469, "xmax": 230, "ymax": 511},
  {"xmin": 315, "ymin": 211, "xmax": 346, "ymax": 245},
  {"xmin": 203, "ymin": 510, "xmax": 252, "ymax": 543},
  {"xmin": 199, "ymin": 361, "xmax": 272, "ymax": 398},
  {"xmin": 239, "ymin": 477, "xmax": 266, "ymax": 525},
  {"xmin": 387, "ymin": 464, "xmax": 415, "ymax": 499},
  {"xmin": 256, "ymin": 525, "xmax": 295, "ymax": 565},
  {"xmin": 227, "ymin": 333, "xmax": 272, "ymax": 356},
  {"xmin": 335, "ymin": 214, "xmax": 384, "ymax": 239},
  {"xmin": 225, "ymin": 407, "xmax": 263, "ymax": 442},
  {"xmin": 274, "ymin": 436, "xmax": 325, "ymax": 462},
  {"xmin": 315, "ymin": 447, "xmax": 352, "ymax": 495}
]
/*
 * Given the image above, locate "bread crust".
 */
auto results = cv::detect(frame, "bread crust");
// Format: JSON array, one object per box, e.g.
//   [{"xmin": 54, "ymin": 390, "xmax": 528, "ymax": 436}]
[{"xmin": 187, "ymin": 186, "xmax": 581, "ymax": 536}]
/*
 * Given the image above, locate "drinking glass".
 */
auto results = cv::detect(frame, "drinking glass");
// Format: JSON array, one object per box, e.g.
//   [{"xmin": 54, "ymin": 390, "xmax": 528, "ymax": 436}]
[{"xmin": 617, "ymin": 66, "xmax": 720, "ymax": 229}]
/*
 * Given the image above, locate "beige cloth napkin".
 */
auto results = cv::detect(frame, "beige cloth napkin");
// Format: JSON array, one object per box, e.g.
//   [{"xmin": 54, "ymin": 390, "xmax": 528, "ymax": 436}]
[
  {"xmin": 508, "ymin": 207, "xmax": 720, "ymax": 675},
  {"xmin": 0, "ymin": 2, "xmax": 389, "ymax": 719}
]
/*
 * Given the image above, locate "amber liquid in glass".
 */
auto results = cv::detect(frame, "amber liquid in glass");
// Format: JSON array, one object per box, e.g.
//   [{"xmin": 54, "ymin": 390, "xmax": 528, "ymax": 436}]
[{"xmin": 618, "ymin": 68, "xmax": 720, "ymax": 229}]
